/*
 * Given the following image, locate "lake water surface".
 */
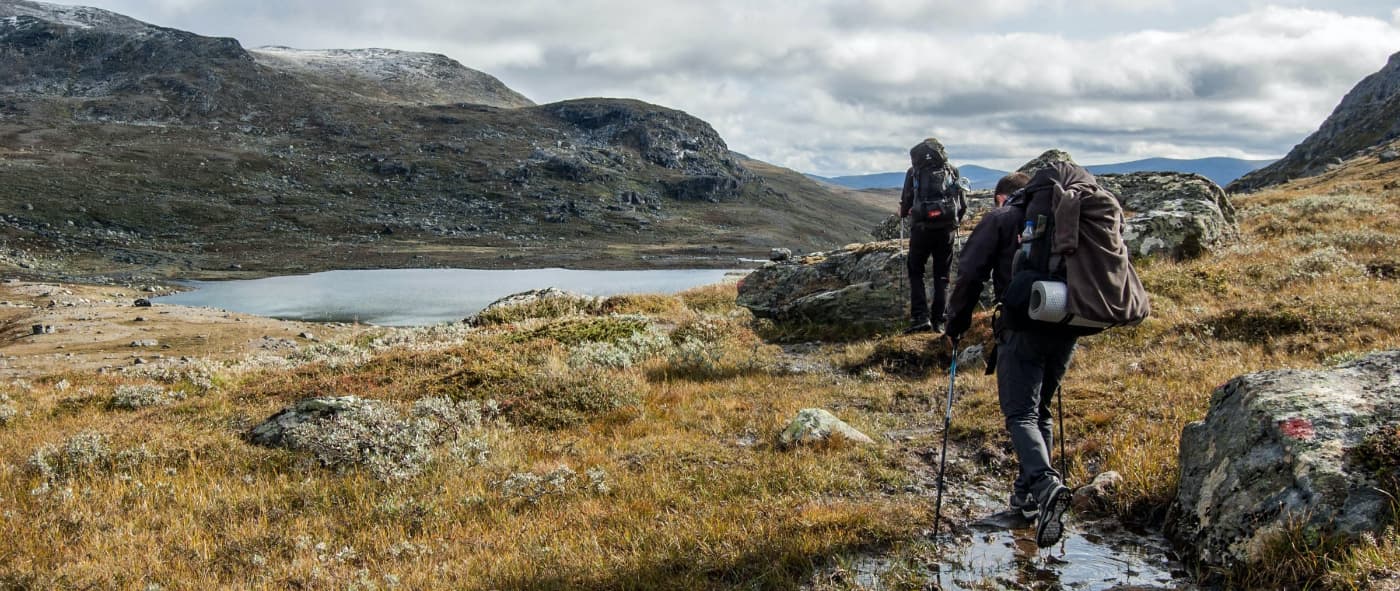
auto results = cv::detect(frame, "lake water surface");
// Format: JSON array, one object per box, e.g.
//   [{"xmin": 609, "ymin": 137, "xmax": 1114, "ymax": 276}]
[{"xmin": 155, "ymin": 268, "xmax": 744, "ymax": 326}]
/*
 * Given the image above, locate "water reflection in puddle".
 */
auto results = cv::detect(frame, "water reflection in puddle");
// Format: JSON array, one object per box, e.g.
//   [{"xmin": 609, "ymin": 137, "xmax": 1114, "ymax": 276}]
[
  {"xmin": 841, "ymin": 516, "xmax": 1194, "ymax": 590},
  {"xmin": 938, "ymin": 520, "xmax": 1189, "ymax": 590}
]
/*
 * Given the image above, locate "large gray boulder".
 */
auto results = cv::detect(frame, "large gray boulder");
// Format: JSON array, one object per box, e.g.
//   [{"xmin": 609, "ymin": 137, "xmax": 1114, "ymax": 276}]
[
  {"xmin": 1170, "ymin": 351, "xmax": 1400, "ymax": 571},
  {"xmin": 1099, "ymin": 172, "xmax": 1237, "ymax": 259},
  {"xmin": 737, "ymin": 241, "xmax": 910, "ymax": 329}
]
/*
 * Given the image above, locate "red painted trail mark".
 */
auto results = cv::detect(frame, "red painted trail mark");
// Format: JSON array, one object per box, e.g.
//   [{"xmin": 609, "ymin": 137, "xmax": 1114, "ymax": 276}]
[{"xmin": 1279, "ymin": 417, "xmax": 1316, "ymax": 441}]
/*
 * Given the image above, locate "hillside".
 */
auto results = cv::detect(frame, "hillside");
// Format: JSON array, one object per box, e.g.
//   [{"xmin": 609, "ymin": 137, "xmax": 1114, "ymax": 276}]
[
  {"xmin": 0, "ymin": 1, "xmax": 884, "ymax": 280},
  {"xmin": 1231, "ymin": 50, "xmax": 1400, "ymax": 192}
]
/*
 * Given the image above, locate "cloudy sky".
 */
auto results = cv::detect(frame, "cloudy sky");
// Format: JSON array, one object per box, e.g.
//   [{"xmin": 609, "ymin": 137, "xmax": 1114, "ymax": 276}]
[{"xmin": 49, "ymin": 0, "xmax": 1400, "ymax": 175}]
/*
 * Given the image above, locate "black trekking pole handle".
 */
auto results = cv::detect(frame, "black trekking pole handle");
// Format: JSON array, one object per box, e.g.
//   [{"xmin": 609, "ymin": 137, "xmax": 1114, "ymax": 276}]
[{"xmin": 931, "ymin": 337, "xmax": 959, "ymax": 543}]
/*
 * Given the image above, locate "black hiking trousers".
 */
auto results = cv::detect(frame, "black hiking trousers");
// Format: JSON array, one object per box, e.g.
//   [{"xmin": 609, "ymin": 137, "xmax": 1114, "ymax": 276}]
[
  {"xmin": 907, "ymin": 224, "xmax": 955, "ymax": 324},
  {"xmin": 996, "ymin": 328, "xmax": 1078, "ymax": 502}
]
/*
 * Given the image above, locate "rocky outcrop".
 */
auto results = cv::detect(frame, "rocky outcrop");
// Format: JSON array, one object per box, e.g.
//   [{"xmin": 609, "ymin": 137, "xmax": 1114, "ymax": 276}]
[
  {"xmin": 1230, "ymin": 51, "xmax": 1400, "ymax": 192},
  {"xmin": 1099, "ymin": 172, "xmax": 1237, "ymax": 259},
  {"xmin": 779, "ymin": 408, "xmax": 874, "ymax": 448},
  {"xmin": 1169, "ymin": 351, "xmax": 1400, "ymax": 572},
  {"xmin": 736, "ymin": 241, "xmax": 910, "ymax": 329},
  {"xmin": 1017, "ymin": 150, "xmax": 1076, "ymax": 176}
]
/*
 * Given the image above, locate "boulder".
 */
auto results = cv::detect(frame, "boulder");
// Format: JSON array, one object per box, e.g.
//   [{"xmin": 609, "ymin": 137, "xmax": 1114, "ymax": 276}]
[
  {"xmin": 737, "ymin": 241, "xmax": 910, "ymax": 330},
  {"xmin": 1072, "ymin": 471, "xmax": 1123, "ymax": 514},
  {"xmin": 1381, "ymin": 149, "xmax": 1400, "ymax": 164},
  {"xmin": 1099, "ymin": 172, "xmax": 1237, "ymax": 259},
  {"xmin": 1169, "ymin": 351, "xmax": 1400, "ymax": 572},
  {"xmin": 779, "ymin": 408, "xmax": 875, "ymax": 448},
  {"xmin": 1016, "ymin": 149, "xmax": 1076, "ymax": 176},
  {"xmin": 246, "ymin": 396, "xmax": 373, "ymax": 448},
  {"xmin": 871, "ymin": 215, "xmax": 906, "ymax": 241},
  {"xmin": 769, "ymin": 248, "xmax": 792, "ymax": 262},
  {"xmin": 956, "ymin": 344, "xmax": 987, "ymax": 371}
]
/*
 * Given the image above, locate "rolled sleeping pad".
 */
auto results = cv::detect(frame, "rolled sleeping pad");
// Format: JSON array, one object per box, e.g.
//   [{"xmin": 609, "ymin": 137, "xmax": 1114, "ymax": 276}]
[{"xmin": 1028, "ymin": 281, "xmax": 1116, "ymax": 329}]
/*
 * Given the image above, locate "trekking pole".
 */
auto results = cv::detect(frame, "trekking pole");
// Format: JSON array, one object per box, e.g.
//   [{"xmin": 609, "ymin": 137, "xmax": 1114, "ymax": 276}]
[
  {"xmin": 931, "ymin": 337, "xmax": 959, "ymax": 542},
  {"xmin": 1057, "ymin": 385, "xmax": 1067, "ymax": 484}
]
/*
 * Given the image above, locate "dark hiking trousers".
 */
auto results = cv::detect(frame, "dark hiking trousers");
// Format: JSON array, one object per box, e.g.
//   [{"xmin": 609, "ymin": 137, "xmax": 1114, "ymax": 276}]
[
  {"xmin": 996, "ymin": 329, "xmax": 1078, "ymax": 501},
  {"xmin": 908, "ymin": 225, "xmax": 955, "ymax": 323}
]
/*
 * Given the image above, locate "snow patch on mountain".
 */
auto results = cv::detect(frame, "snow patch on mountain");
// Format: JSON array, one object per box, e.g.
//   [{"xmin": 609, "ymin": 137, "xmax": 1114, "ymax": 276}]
[
  {"xmin": 250, "ymin": 46, "xmax": 534, "ymax": 108},
  {"xmin": 0, "ymin": 0, "xmax": 150, "ymax": 33}
]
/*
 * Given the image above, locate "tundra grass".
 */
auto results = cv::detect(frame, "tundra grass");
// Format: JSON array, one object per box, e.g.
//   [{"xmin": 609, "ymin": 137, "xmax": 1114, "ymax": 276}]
[{"xmin": 1, "ymin": 182, "xmax": 1398, "ymax": 589}]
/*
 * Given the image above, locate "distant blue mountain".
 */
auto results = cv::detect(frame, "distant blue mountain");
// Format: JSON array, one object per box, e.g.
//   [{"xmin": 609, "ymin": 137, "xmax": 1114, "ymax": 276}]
[
  {"xmin": 808, "ymin": 164, "xmax": 1010, "ymax": 191},
  {"xmin": 804, "ymin": 171, "xmax": 905, "ymax": 190},
  {"xmin": 1084, "ymin": 157, "xmax": 1275, "ymax": 186},
  {"xmin": 811, "ymin": 157, "xmax": 1276, "ymax": 192}
]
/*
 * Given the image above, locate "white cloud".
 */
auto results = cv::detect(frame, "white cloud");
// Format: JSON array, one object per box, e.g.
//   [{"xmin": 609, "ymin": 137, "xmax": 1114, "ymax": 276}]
[{"xmin": 48, "ymin": 0, "xmax": 1400, "ymax": 174}]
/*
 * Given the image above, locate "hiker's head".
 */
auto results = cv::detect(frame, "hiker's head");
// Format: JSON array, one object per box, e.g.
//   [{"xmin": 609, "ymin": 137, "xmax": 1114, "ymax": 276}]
[
  {"xmin": 995, "ymin": 173, "xmax": 1030, "ymax": 206},
  {"xmin": 909, "ymin": 138, "xmax": 947, "ymax": 168}
]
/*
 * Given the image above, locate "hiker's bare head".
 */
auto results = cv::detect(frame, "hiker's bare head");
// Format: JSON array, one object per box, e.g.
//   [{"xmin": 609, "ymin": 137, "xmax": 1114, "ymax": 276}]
[
  {"xmin": 995, "ymin": 173, "xmax": 1030, "ymax": 206},
  {"xmin": 909, "ymin": 138, "xmax": 948, "ymax": 167}
]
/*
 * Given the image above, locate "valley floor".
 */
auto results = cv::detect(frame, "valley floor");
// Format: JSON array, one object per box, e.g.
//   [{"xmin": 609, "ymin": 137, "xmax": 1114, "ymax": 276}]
[{"xmin": 1, "ymin": 169, "xmax": 1399, "ymax": 589}]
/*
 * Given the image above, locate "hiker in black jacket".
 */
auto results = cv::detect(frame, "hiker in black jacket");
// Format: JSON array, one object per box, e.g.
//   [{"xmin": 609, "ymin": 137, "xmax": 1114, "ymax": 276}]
[
  {"xmin": 944, "ymin": 171, "xmax": 1078, "ymax": 544},
  {"xmin": 944, "ymin": 172, "xmax": 1030, "ymax": 334},
  {"xmin": 899, "ymin": 138, "xmax": 966, "ymax": 333}
]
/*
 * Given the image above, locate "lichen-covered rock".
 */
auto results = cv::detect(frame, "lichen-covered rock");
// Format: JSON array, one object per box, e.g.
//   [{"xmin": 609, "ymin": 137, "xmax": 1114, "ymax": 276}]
[
  {"xmin": 1016, "ymin": 149, "xmax": 1076, "ymax": 176},
  {"xmin": 779, "ymin": 408, "xmax": 874, "ymax": 448},
  {"xmin": 1099, "ymin": 172, "xmax": 1237, "ymax": 259},
  {"xmin": 871, "ymin": 215, "xmax": 906, "ymax": 241},
  {"xmin": 737, "ymin": 241, "xmax": 910, "ymax": 330},
  {"xmin": 246, "ymin": 396, "xmax": 373, "ymax": 448},
  {"xmin": 1169, "ymin": 351, "xmax": 1400, "ymax": 572}
]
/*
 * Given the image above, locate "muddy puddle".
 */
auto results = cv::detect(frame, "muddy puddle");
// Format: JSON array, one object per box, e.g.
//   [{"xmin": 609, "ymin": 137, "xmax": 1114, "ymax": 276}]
[{"xmin": 835, "ymin": 484, "xmax": 1196, "ymax": 590}]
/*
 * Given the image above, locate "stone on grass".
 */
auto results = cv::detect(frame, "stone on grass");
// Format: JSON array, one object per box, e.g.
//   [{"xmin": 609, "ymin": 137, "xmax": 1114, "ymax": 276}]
[
  {"xmin": 1072, "ymin": 471, "xmax": 1123, "ymax": 513},
  {"xmin": 779, "ymin": 408, "xmax": 874, "ymax": 449},
  {"xmin": 1169, "ymin": 351, "xmax": 1400, "ymax": 571}
]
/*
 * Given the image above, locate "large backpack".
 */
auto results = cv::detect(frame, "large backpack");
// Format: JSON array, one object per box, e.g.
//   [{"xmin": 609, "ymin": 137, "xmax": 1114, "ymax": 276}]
[
  {"xmin": 909, "ymin": 164, "xmax": 964, "ymax": 231},
  {"xmin": 1002, "ymin": 162, "xmax": 1150, "ymax": 335}
]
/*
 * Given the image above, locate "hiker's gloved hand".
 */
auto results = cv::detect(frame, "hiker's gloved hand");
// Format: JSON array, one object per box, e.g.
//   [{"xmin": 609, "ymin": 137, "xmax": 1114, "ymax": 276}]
[{"xmin": 944, "ymin": 314, "xmax": 970, "ymax": 343}]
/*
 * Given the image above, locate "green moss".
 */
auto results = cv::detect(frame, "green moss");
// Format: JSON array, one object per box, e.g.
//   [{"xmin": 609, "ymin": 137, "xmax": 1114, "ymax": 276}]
[{"xmin": 507, "ymin": 316, "xmax": 651, "ymax": 346}]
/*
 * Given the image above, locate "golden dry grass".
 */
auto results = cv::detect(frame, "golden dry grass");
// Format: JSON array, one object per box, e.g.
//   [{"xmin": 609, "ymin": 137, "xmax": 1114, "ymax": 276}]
[{"xmin": 1, "ymin": 171, "xmax": 1398, "ymax": 589}]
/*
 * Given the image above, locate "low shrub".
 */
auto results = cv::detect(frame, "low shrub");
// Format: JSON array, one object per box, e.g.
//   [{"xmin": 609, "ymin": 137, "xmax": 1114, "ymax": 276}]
[
  {"xmin": 568, "ymin": 326, "xmax": 672, "ymax": 370},
  {"xmin": 0, "ymin": 393, "xmax": 16, "ymax": 426},
  {"xmin": 498, "ymin": 370, "xmax": 643, "ymax": 429},
  {"xmin": 281, "ymin": 396, "xmax": 487, "ymax": 481},
  {"xmin": 508, "ymin": 315, "xmax": 652, "ymax": 346},
  {"xmin": 109, "ymin": 384, "xmax": 185, "ymax": 410},
  {"xmin": 677, "ymin": 282, "xmax": 739, "ymax": 313},
  {"xmin": 600, "ymin": 294, "xmax": 685, "ymax": 316}
]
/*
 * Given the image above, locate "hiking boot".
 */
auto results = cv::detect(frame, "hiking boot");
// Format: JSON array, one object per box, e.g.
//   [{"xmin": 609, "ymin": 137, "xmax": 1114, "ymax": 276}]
[
  {"xmin": 1010, "ymin": 491, "xmax": 1039, "ymax": 521},
  {"xmin": 931, "ymin": 320, "xmax": 947, "ymax": 334},
  {"xmin": 1035, "ymin": 481, "xmax": 1072, "ymax": 548},
  {"xmin": 904, "ymin": 320, "xmax": 933, "ymax": 334}
]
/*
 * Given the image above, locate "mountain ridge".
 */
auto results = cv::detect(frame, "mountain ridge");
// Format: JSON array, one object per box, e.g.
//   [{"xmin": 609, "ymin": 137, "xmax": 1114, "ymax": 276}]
[
  {"xmin": 0, "ymin": 1, "xmax": 884, "ymax": 280},
  {"xmin": 1230, "ymin": 50, "xmax": 1400, "ymax": 192}
]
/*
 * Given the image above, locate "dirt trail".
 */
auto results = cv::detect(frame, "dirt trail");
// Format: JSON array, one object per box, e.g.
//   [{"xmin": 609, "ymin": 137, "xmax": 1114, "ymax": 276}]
[{"xmin": 0, "ymin": 279, "xmax": 356, "ymax": 379}]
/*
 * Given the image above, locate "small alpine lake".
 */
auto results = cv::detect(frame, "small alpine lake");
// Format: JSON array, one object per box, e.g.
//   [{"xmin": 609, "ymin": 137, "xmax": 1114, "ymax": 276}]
[{"xmin": 154, "ymin": 267, "xmax": 747, "ymax": 326}]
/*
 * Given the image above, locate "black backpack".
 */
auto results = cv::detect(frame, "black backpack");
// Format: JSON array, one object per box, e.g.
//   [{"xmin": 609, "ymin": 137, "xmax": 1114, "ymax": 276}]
[{"xmin": 909, "ymin": 164, "xmax": 963, "ymax": 231}]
